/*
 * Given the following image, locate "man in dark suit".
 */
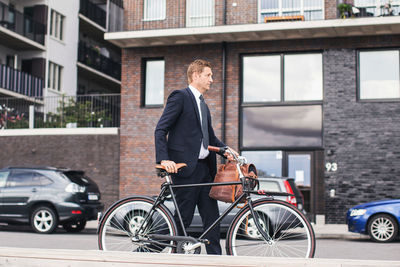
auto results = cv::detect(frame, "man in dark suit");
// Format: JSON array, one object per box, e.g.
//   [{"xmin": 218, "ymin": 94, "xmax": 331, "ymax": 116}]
[{"xmin": 155, "ymin": 59, "xmax": 236, "ymax": 254}]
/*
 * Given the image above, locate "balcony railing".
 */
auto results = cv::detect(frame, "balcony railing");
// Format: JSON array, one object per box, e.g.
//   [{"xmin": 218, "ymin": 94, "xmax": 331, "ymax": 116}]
[
  {"xmin": 0, "ymin": 94, "xmax": 120, "ymax": 130},
  {"xmin": 78, "ymin": 41, "xmax": 121, "ymax": 80},
  {"xmin": 0, "ymin": 64, "xmax": 43, "ymax": 98},
  {"xmin": 0, "ymin": 2, "xmax": 46, "ymax": 45},
  {"xmin": 127, "ymin": 0, "xmax": 400, "ymax": 31},
  {"xmin": 79, "ymin": 0, "xmax": 107, "ymax": 28}
]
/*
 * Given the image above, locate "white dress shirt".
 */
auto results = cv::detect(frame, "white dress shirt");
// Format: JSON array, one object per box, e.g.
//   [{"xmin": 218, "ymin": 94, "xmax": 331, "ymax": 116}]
[{"xmin": 189, "ymin": 85, "xmax": 210, "ymax": 159}]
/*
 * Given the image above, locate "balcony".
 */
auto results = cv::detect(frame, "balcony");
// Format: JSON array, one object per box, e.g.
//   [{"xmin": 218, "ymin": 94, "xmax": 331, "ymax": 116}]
[
  {"xmin": 78, "ymin": 42, "xmax": 121, "ymax": 81},
  {"xmin": 0, "ymin": 94, "xmax": 120, "ymax": 129},
  {"xmin": 0, "ymin": 64, "xmax": 43, "ymax": 98},
  {"xmin": 0, "ymin": 2, "xmax": 46, "ymax": 49},
  {"xmin": 106, "ymin": 0, "xmax": 400, "ymax": 48},
  {"xmin": 79, "ymin": 0, "xmax": 107, "ymax": 29}
]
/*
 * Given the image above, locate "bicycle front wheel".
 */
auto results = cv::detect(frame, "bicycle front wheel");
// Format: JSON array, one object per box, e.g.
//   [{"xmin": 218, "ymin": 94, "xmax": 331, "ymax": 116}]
[
  {"xmin": 98, "ymin": 196, "xmax": 178, "ymax": 253},
  {"xmin": 226, "ymin": 199, "xmax": 315, "ymax": 258}
]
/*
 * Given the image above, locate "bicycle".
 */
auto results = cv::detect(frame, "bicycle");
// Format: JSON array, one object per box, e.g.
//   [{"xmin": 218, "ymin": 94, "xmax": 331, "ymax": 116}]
[{"xmin": 97, "ymin": 146, "xmax": 316, "ymax": 258}]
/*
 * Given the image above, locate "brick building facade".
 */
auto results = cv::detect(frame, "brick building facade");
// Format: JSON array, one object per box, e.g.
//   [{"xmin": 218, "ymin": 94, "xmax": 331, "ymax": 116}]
[{"xmin": 108, "ymin": 0, "xmax": 400, "ymax": 223}]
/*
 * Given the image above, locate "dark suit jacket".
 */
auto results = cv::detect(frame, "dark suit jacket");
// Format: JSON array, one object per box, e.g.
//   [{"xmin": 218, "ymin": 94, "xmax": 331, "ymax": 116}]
[{"xmin": 155, "ymin": 88, "xmax": 225, "ymax": 178}]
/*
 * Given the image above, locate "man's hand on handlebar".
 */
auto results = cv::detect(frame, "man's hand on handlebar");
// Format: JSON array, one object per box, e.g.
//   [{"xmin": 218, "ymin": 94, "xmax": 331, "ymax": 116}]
[
  {"xmin": 224, "ymin": 146, "xmax": 239, "ymax": 161},
  {"xmin": 161, "ymin": 160, "xmax": 178, "ymax": 173}
]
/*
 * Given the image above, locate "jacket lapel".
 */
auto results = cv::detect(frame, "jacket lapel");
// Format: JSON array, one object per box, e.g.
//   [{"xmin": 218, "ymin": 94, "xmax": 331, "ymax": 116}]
[{"xmin": 186, "ymin": 87, "xmax": 201, "ymax": 127}]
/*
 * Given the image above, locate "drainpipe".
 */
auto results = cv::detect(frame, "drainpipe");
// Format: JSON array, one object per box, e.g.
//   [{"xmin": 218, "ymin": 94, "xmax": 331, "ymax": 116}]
[{"xmin": 221, "ymin": 41, "xmax": 227, "ymax": 144}]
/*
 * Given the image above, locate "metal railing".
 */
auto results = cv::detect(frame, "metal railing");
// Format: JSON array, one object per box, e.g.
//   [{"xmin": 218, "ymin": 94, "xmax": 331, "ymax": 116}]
[
  {"xmin": 0, "ymin": 94, "xmax": 120, "ymax": 130},
  {"xmin": 79, "ymin": 0, "xmax": 107, "ymax": 28},
  {"xmin": 78, "ymin": 41, "xmax": 121, "ymax": 80},
  {"xmin": 0, "ymin": 64, "xmax": 43, "ymax": 98},
  {"xmin": 0, "ymin": 1, "xmax": 46, "ymax": 45}
]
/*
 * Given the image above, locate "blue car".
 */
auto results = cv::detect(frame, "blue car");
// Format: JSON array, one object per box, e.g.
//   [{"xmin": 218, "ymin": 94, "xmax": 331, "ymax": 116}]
[{"xmin": 346, "ymin": 199, "xmax": 400, "ymax": 242}]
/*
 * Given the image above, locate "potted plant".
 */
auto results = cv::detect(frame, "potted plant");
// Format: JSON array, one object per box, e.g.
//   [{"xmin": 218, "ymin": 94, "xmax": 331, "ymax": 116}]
[{"xmin": 338, "ymin": 3, "xmax": 352, "ymax": 18}]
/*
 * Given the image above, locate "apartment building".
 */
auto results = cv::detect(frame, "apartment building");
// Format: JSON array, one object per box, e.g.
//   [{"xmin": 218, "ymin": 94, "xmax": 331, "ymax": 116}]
[
  {"xmin": 104, "ymin": 0, "xmax": 400, "ymax": 223},
  {"xmin": 0, "ymin": 0, "xmax": 123, "ymax": 101}
]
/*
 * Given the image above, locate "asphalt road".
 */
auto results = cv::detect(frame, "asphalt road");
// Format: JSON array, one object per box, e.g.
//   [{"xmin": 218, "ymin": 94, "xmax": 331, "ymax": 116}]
[{"xmin": 1, "ymin": 224, "xmax": 400, "ymax": 261}]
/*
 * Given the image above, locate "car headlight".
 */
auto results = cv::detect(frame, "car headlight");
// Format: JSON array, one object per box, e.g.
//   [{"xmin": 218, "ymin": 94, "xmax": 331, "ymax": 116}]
[
  {"xmin": 65, "ymin": 183, "xmax": 86, "ymax": 193},
  {"xmin": 350, "ymin": 209, "xmax": 367, "ymax": 217}
]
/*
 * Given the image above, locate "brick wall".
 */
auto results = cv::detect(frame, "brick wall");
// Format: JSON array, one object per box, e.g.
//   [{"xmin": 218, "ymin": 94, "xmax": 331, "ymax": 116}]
[{"xmin": 0, "ymin": 133, "xmax": 120, "ymax": 209}]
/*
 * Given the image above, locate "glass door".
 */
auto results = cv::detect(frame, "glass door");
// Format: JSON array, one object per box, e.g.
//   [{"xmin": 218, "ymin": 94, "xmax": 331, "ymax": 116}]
[{"xmin": 287, "ymin": 152, "xmax": 313, "ymax": 216}]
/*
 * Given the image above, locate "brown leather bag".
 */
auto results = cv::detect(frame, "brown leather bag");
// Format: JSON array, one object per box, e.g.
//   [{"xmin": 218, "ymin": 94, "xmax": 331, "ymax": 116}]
[{"xmin": 209, "ymin": 161, "xmax": 257, "ymax": 203}]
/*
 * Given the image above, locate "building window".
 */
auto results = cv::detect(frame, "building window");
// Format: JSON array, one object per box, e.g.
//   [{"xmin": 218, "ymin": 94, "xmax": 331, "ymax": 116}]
[
  {"xmin": 243, "ymin": 53, "xmax": 323, "ymax": 103},
  {"xmin": 48, "ymin": 61, "xmax": 62, "ymax": 91},
  {"xmin": 359, "ymin": 50, "xmax": 400, "ymax": 100},
  {"xmin": 186, "ymin": 0, "xmax": 215, "ymax": 27},
  {"xmin": 143, "ymin": 59, "xmax": 165, "ymax": 106},
  {"xmin": 354, "ymin": 0, "xmax": 400, "ymax": 16},
  {"xmin": 50, "ymin": 9, "xmax": 64, "ymax": 40},
  {"xmin": 241, "ymin": 151, "xmax": 283, "ymax": 177},
  {"xmin": 259, "ymin": 0, "xmax": 324, "ymax": 22},
  {"xmin": 241, "ymin": 105, "xmax": 322, "ymax": 148},
  {"xmin": 143, "ymin": 0, "xmax": 166, "ymax": 21}
]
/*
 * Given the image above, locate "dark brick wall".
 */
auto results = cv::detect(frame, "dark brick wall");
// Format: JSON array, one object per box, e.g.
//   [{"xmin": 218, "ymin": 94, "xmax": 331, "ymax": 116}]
[
  {"xmin": 0, "ymin": 134, "xmax": 120, "ymax": 209},
  {"xmin": 323, "ymin": 48, "xmax": 400, "ymax": 223}
]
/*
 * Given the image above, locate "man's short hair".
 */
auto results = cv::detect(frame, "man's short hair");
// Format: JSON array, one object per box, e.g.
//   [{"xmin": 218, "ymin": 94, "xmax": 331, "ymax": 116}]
[{"xmin": 187, "ymin": 59, "xmax": 212, "ymax": 84}]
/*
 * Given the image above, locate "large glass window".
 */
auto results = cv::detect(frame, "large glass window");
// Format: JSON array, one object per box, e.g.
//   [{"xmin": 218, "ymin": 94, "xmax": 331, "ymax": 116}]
[
  {"xmin": 242, "ymin": 105, "xmax": 322, "ymax": 148},
  {"xmin": 359, "ymin": 50, "xmax": 400, "ymax": 100},
  {"xmin": 243, "ymin": 53, "xmax": 323, "ymax": 103},
  {"xmin": 354, "ymin": 0, "xmax": 400, "ymax": 16},
  {"xmin": 241, "ymin": 151, "xmax": 282, "ymax": 177},
  {"xmin": 143, "ymin": 0, "xmax": 166, "ymax": 21},
  {"xmin": 259, "ymin": 0, "xmax": 324, "ymax": 22},
  {"xmin": 186, "ymin": 0, "xmax": 215, "ymax": 27},
  {"xmin": 143, "ymin": 59, "xmax": 165, "ymax": 106},
  {"xmin": 243, "ymin": 55, "xmax": 281, "ymax": 102},
  {"xmin": 284, "ymin": 54, "xmax": 323, "ymax": 101}
]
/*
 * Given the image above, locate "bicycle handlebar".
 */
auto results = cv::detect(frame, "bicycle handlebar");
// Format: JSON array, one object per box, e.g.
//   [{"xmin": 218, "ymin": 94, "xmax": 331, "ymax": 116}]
[{"xmin": 207, "ymin": 145, "xmax": 227, "ymax": 154}]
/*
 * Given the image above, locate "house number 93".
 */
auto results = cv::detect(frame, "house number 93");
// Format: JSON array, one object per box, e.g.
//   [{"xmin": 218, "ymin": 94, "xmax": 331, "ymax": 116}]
[{"xmin": 326, "ymin": 162, "xmax": 337, "ymax": 172}]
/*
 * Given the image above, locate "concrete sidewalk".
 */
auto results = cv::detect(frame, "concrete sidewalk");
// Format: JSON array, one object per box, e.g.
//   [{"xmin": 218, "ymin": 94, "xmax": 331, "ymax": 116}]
[{"xmin": 1, "ymin": 247, "xmax": 399, "ymax": 267}]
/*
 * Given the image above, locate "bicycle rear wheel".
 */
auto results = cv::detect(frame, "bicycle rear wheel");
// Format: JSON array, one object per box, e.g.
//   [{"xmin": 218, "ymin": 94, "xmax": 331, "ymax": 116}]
[
  {"xmin": 98, "ymin": 196, "xmax": 178, "ymax": 253},
  {"xmin": 226, "ymin": 199, "xmax": 315, "ymax": 258}
]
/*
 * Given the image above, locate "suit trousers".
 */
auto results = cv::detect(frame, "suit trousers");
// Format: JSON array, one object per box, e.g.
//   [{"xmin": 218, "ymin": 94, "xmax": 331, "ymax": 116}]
[{"xmin": 172, "ymin": 160, "xmax": 222, "ymax": 255}]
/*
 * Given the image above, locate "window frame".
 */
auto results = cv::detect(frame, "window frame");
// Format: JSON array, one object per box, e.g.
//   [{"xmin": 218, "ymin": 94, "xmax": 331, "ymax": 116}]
[
  {"xmin": 48, "ymin": 61, "xmax": 63, "ymax": 91},
  {"xmin": 141, "ymin": 58, "xmax": 165, "ymax": 108},
  {"xmin": 240, "ymin": 52, "xmax": 324, "ymax": 151},
  {"xmin": 50, "ymin": 9, "xmax": 65, "ymax": 41},
  {"xmin": 143, "ymin": 0, "xmax": 166, "ymax": 21},
  {"xmin": 357, "ymin": 48, "xmax": 400, "ymax": 102},
  {"xmin": 258, "ymin": 0, "xmax": 325, "ymax": 23},
  {"xmin": 186, "ymin": 0, "xmax": 215, "ymax": 27}
]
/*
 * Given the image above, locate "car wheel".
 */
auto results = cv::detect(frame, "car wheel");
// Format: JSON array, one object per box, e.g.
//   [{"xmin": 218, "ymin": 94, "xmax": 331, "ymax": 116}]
[
  {"xmin": 368, "ymin": 214, "xmax": 398, "ymax": 243},
  {"xmin": 31, "ymin": 206, "xmax": 58, "ymax": 234},
  {"xmin": 242, "ymin": 216, "xmax": 272, "ymax": 239},
  {"xmin": 63, "ymin": 219, "xmax": 87, "ymax": 233}
]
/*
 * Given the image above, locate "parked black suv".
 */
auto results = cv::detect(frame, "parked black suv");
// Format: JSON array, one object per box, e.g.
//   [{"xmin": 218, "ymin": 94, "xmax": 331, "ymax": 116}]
[{"xmin": 0, "ymin": 167, "xmax": 103, "ymax": 234}]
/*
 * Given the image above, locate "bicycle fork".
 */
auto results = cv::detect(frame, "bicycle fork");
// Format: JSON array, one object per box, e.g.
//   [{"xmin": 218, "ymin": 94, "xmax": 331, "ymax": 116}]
[{"xmin": 247, "ymin": 197, "xmax": 274, "ymax": 244}]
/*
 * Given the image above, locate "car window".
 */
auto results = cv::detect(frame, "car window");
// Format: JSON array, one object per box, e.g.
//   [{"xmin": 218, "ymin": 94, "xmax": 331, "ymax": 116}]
[
  {"xmin": 62, "ymin": 171, "xmax": 92, "ymax": 186},
  {"xmin": 0, "ymin": 171, "xmax": 9, "ymax": 187},
  {"xmin": 259, "ymin": 180, "xmax": 281, "ymax": 192},
  {"xmin": 38, "ymin": 175, "xmax": 53, "ymax": 186},
  {"xmin": 6, "ymin": 170, "xmax": 34, "ymax": 187}
]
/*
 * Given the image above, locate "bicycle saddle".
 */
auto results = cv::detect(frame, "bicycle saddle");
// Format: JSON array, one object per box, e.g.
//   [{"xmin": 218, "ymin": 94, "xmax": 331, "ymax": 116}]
[{"xmin": 155, "ymin": 163, "xmax": 187, "ymax": 171}]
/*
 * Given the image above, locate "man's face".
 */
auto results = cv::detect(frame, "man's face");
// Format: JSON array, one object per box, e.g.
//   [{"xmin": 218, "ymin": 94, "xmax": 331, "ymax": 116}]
[{"xmin": 193, "ymin": 67, "xmax": 213, "ymax": 94}]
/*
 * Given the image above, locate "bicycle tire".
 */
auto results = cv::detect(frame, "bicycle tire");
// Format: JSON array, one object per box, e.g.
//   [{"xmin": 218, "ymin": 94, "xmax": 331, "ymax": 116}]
[
  {"xmin": 226, "ymin": 199, "xmax": 315, "ymax": 258},
  {"xmin": 98, "ymin": 196, "xmax": 178, "ymax": 253}
]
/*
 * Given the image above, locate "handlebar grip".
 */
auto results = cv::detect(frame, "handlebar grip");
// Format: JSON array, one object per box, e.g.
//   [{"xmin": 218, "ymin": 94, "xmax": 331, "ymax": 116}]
[{"xmin": 208, "ymin": 146, "xmax": 226, "ymax": 154}]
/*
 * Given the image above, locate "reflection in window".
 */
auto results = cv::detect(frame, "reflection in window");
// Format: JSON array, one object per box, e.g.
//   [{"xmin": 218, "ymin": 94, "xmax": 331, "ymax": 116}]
[
  {"xmin": 243, "ymin": 55, "xmax": 281, "ymax": 102},
  {"xmin": 241, "ymin": 151, "xmax": 282, "ymax": 177},
  {"xmin": 143, "ymin": 0, "xmax": 166, "ymax": 21},
  {"xmin": 144, "ymin": 59, "xmax": 165, "ymax": 106},
  {"xmin": 359, "ymin": 50, "xmax": 400, "ymax": 100},
  {"xmin": 242, "ymin": 105, "xmax": 322, "ymax": 148},
  {"xmin": 288, "ymin": 154, "xmax": 311, "ymax": 187},
  {"xmin": 0, "ymin": 171, "xmax": 9, "ymax": 187},
  {"xmin": 284, "ymin": 53, "xmax": 323, "ymax": 101}
]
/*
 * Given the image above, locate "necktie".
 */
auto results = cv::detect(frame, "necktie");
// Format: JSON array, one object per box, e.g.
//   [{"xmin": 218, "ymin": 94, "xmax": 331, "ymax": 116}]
[{"xmin": 199, "ymin": 95, "xmax": 209, "ymax": 149}]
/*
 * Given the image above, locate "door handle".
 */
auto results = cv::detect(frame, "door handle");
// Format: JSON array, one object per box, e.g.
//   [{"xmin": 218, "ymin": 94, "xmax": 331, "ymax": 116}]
[{"xmin": 32, "ymin": 188, "xmax": 37, "ymax": 193}]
